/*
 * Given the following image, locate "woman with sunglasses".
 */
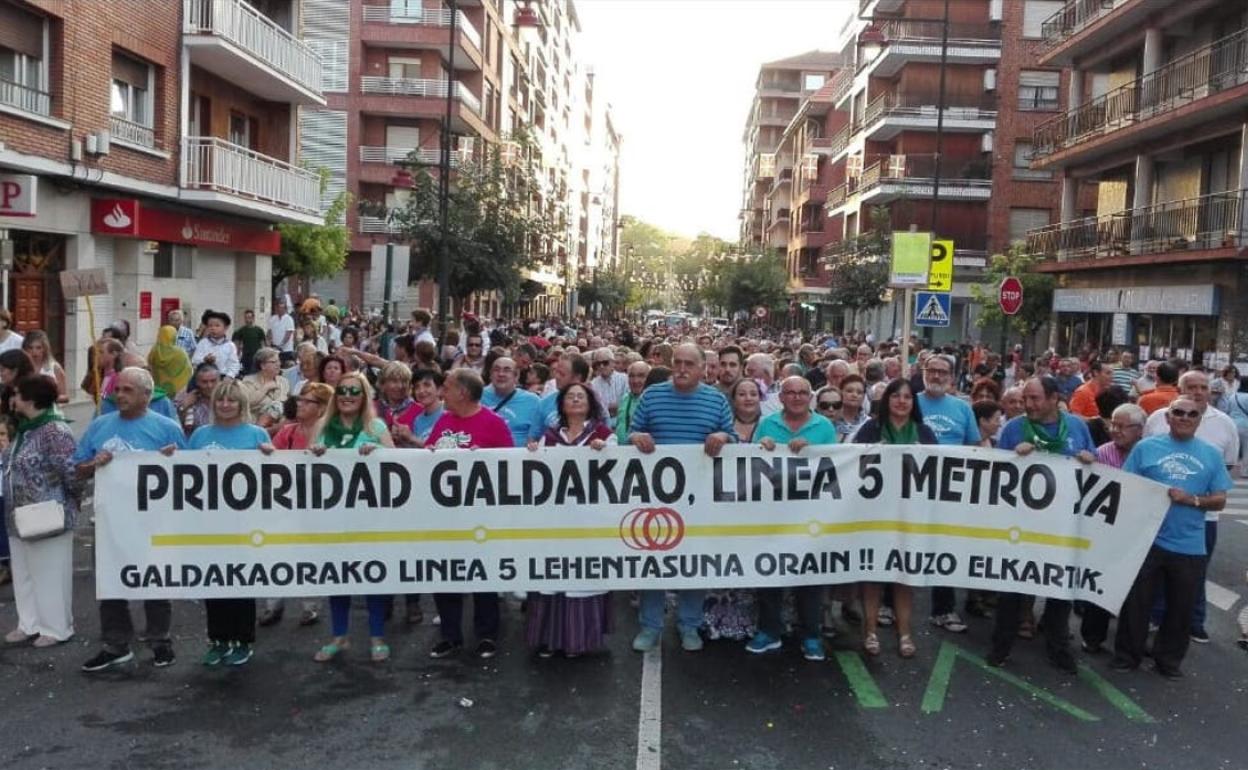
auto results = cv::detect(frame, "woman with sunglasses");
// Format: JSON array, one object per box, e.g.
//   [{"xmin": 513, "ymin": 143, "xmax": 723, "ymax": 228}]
[
  {"xmin": 309, "ymin": 373, "xmax": 395, "ymax": 663},
  {"xmin": 853, "ymin": 378, "xmax": 936, "ymax": 659},
  {"xmin": 189, "ymin": 380, "xmax": 274, "ymax": 667},
  {"xmin": 813, "ymin": 386, "xmax": 843, "ymax": 422}
]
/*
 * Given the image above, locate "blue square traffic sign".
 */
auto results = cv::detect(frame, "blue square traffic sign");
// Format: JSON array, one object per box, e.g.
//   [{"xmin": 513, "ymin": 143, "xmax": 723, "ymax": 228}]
[{"xmin": 914, "ymin": 291, "xmax": 951, "ymax": 328}]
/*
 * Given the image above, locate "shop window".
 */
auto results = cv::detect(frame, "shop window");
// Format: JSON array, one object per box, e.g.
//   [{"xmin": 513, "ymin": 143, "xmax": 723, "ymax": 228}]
[{"xmin": 153, "ymin": 243, "xmax": 194, "ymax": 279}]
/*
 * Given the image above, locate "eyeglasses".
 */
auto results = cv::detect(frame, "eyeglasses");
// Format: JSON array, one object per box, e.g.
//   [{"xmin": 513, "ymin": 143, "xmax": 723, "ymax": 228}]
[
  {"xmin": 1169, "ymin": 408, "xmax": 1200, "ymax": 419},
  {"xmin": 924, "ymin": 368, "xmax": 951, "ymax": 376},
  {"xmin": 335, "ymin": 385, "xmax": 364, "ymax": 397},
  {"xmin": 781, "ymin": 390, "xmax": 811, "ymax": 397},
  {"xmin": 593, "ymin": 360, "xmax": 612, "ymax": 367},
  {"xmin": 817, "ymin": 401, "xmax": 842, "ymax": 410}
]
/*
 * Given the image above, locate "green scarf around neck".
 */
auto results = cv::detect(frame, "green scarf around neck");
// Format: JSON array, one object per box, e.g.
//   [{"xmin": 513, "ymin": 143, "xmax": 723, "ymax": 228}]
[
  {"xmin": 881, "ymin": 418, "xmax": 919, "ymax": 445},
  {"xmin": 320, "ymin": 415, "xmax": 365, "ymax": 448},
  {"xmin": 13, "ymin": 407, "xmax": 67, "ymax": 456},
  {"xmin": 1022, "ymin": 416, "xmax": 1068, "ymax": 454}
]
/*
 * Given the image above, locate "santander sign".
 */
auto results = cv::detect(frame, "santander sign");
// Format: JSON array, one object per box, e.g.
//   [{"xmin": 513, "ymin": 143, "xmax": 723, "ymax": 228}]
[{"xmin": 90, "ymin": 198, "xmax": 280, "ymax": 255}]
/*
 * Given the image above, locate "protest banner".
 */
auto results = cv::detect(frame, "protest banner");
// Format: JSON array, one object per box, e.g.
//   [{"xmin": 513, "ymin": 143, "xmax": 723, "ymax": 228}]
[{"xmin": 94, "ymin": 444, "xmax": 1171, "ymax": 612}]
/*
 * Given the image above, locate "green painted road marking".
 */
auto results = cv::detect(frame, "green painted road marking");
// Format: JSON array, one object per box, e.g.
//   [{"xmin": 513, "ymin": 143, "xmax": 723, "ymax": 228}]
[
  {"xmin": 921, "ymin": 642, "xmax": 1099, "ymax": 722},
  {"xmin": 834, "ymin": 651, "xmax": 889, "ymax": 709},
  {"xmin": 1077, "ymin": 664, "xmax": 1155, "ymax": 723}
]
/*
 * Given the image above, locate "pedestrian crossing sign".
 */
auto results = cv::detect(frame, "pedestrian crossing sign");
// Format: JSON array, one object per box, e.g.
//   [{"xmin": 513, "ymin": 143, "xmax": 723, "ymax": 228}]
[{"xmin": 914, "ymin": 291, "xmax": 951, "ymax": 327}]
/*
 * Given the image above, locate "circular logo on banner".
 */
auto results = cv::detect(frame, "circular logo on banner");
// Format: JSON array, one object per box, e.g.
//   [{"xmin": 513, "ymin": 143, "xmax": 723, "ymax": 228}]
[{"xmin": 619, "ymin": 507, "xmax": 686, "ymax": 551}]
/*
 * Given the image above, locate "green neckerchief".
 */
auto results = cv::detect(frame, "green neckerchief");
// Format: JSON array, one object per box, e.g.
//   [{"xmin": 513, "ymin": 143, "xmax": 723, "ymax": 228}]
[
  {"xmin": 1022, "ymin": 416, "xmax": 1068, "ymax": 454},
  {"xmin": 881, "ymin": 418, "xmax": 919, "ymax": 445},
  {"xmin": 13, "ymin": 407, "xmax": 67, "ymax": 456},
  {"xmin": 321, "ymin": 415, "xmax": 365, "ymax": 448}
]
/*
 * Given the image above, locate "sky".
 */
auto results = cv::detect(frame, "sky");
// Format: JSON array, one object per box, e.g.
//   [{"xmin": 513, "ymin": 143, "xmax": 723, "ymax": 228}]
[{"xmin": 575, "ymin": 0, "xmax": 852, "ymax": 243}]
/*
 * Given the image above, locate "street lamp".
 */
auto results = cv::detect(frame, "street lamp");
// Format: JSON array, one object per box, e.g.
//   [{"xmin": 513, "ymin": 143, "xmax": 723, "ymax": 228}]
[{"xmin": 436, "ymin": 0, "xmax": 460, "ymax": 344}]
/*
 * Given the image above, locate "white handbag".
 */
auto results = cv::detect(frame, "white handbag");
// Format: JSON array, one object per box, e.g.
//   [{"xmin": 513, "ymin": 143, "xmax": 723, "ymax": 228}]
[{"xmin": 14, "ymin": 500, "xmax": 67, "ymax": 540}]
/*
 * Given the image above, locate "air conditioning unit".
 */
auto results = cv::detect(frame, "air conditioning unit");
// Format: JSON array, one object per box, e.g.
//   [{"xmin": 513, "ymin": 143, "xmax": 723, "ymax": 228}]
[
  {"xmin": 981, "ymin": 132, "xmax": 994, "ymax": 153},
  {"xmin": 984, "ymin": 68, "xmax": 997, "ymax": 91}
]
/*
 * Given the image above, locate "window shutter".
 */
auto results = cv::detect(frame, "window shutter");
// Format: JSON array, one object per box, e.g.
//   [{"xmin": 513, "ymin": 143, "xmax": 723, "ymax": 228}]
[
  {"xmin": 112, "ymin": 52, "xmax": 149, "ymax": 88},
  {"xmin": 0, "ymin": 2, "xmax": 44, "ymax": 58},
  {"xmin": 1020, "ymin": 70, "xmax": 1060, "ymax": 88}
]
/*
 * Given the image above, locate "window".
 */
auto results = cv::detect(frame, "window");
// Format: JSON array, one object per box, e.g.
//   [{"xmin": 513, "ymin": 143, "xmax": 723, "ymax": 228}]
[
  {"xmin": 0, "ymin": 1, "xmax": 48, "ymax": 114},
  {"xmin": 110, "ymin": 52, "xmax": 152, "ymax": 131},
  {"xmin": 1008, "ymin": 208, "xmax": 1051, "ymax": 243},
  {"xmin": 803, "ymin": 73, "xmax": 826, "ymax": 91},
  {"xmin": 1022, "ymin": 0, "xmax": 1064, "ymax": 39},
  {"xmin": 153, "ymin": 243, "xmax": 194, "ymax": 279},
  {"xmin": 229, "ymin": 112, "xmax": 256, "ymax": 148},
  {"xmin": 1013, "ymin": 141, "xmax": 1052, "ymax": 180},
  {"xmin": 1019, "ymin": 70, "xmax": 1060, "ymax": 111}
]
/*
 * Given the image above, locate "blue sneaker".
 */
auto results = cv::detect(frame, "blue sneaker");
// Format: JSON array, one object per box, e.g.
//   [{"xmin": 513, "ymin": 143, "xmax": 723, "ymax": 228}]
[
  {"xmin": 221, "ymin": 643, "xmax": 253, "ymax": 666},
  {"xmin": 745, "ymin": 632, "xmax": 782, "ymax": 654},
  {"xmin": 801, "ymin": 637, "xmax": 826, "ymax": 661},
  {"xmin": 680, "ymin": 627, "xmax": 704, "ymax": 652},
  {"xmin": 632, "ymin": 628, "xmax": 661, "ymax": 652}
]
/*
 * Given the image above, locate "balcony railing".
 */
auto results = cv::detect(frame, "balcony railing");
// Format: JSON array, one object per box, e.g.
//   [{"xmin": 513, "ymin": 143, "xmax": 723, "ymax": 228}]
[
  {"xmin": 359, "ymin": 214, "xmax": 403, "ymax": 234},
  {"xmin": 359, "ymin": 146, "xmax": 461, "ymax": 167},
  {"xmin": 1033, "ymin": 27, "xmax": 1248, "ymax": 158},
  {"xmin": 1026, "ymin": 189, "xmax": 1246, "ymax": 262},
  {"xmin": 184, "ymin": 0, "xmax": 323, "ymax": 96},
  {"xmin": 182, "ymin": 136, "xmax": 321, "ymax": 215},
  {"xmin": 0, "ymin": 77, "xmax": 50, "ymax": 116},
  {"xmin": 110, "ymin": 115, "xmax": 155, "ymax": 148},
  {"xmin": 1040, "ymin": 0, "xmax": 1116, "ymax": 49},
  {"xmin": 361, "ymin": 5, "xmax": 482, "ymax": 51},
  {"xmin": 878, "ymin": 19, "xmax": 1001, "ymax": 43},
  {"xmin": 864, "ymin": 92, "xmax": 998, "ymax": 125},
  {"xmin": 860, "ymin": 156, "xmax": 993, "ymax": 192},
  {"xmin": 826, "ymin": 183, "xmax": 847, "ymax": 209},
  {"xmin": 359, "ymin": 76, "xmax": 482, "ymax": 114},
  {"xmin": 829, "ymin": 68, "xmax": 854, "ymax": 104}
]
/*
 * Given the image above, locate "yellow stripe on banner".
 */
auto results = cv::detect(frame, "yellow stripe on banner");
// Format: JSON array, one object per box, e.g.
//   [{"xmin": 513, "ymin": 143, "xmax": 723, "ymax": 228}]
[{"xmin": 151, "ymin": 520, "xmax": 1089, "ymax": 550}]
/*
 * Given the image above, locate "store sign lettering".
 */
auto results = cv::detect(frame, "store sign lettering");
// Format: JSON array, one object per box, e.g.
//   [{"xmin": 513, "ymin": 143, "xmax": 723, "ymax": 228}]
[
  {"xmin": 90, "ymin": 198, "xmax": 279, "ymax": 256},
  {"xmin": 0, "ymin": 174, "xmax": 37, "ymax": 217}
]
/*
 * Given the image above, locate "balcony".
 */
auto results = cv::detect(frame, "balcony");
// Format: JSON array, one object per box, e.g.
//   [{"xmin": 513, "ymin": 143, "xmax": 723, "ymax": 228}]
[
  {"xmin": 1032, "ymin": 28, "xmax": 1248, "ymax": 166},
  {"xmin": 795, "ymin": 182, "xmax": 829, "ymax": 207},
  {"xmin": 358, "ymin": 76, "xmax": 486, "ymax": 134},
  {"xmin": 862, "ymin": 92, "xmax": 998, "ymax": 141},
  {"xmin": 1025, "ymin": 189, "xmax": 1246, "ymax": 269},
  {"xmin": 0, "ymin": 77, "xmax": 50, "ymax": 117},
  {"xmin": 1038, "ymin": 0, "xmax": 1173, "ymax": 67},
  {"xmin": 867, "ymin": 20, "xmax": 1001, "ymax": 77},
  {"xmin": 180, "ymin": 136, "xmax": 322, "ymax": 225},
  {"xmin": 829, "ymin": 68, "xmax": 854, "ymax": 107},
  {"xmin": 858, "ymin": 156, "xmax": 993, "ymax": 205},
  {"xmin": 769, "ymin": 208, "xmax": 791, "ymax": 229},
  {"xmin": 183, "ymin": 0, "xmax": 324, "ymax": 106},
  {"xmin": 769, "ymin": 168, "xmax": 793, "ymax": 195},
  {"xmin": 794, "ymin": 228, "xmax": 830, "ymax": 251},
  {"xmin": 358, "ymin": 214, "xmax": 403, "ymax": 235},
  {"xmin": 109, "ymin": 115, "xmax": 155, "ymax": 150},
  {"xmin": 1040, "ymin": 0, "xmax": 1116, "ymax": 50},
  {"xmin": 826, "ymin": 183, "xmax": 848, "ymax": 211},
  {"xmin": 360, "ymin": 5, "xmax": 483, "ymax": 72}
]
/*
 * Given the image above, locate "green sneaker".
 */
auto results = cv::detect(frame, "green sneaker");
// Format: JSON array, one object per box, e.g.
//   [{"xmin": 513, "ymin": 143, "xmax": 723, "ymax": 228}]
[
  {"xmin": 221, "ymin": 643, "xmax": 254, "ymax": 667},
  {"xmin": 201, "ymin": 641, "xmax": 229, "ymax": 667}
]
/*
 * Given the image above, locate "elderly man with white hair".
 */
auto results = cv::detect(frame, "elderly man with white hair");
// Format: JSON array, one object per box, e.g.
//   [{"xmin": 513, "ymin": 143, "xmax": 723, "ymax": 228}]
[
  {"xmin": 1143, "ymin": 369, "xmax": 1239, "ymax": 644},
  {"xmin": 746, "ymin": 352, "xmax": 781, "ymax": 415}
]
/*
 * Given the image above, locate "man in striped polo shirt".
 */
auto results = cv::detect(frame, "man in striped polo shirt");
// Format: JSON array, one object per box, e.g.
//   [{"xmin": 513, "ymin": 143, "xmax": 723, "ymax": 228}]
[{"xmin": 629, "ymin": 343, "xmax": 735, "ymax": 653}]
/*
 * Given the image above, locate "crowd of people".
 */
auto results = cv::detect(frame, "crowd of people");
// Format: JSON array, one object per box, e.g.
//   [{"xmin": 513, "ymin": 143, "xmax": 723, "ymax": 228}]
[{"xmin": 0, "ymin": 299, "xmax": 1243, "ymax": 682}]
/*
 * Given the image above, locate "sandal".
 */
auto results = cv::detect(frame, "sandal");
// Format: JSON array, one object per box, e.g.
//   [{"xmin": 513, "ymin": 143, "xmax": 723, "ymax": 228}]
[
  {"xmin": 4, "ymin": 629, "xmax": 36, "ymax": 644},
  {"xmin": 1018, "ymin": 620, "xmax": 1035, "ymax": 640},
  {"xmin": 313, "ymin": 639, "xmax": 349, "ymax": 662},
  {"xmin": 370, "ymin": 641, "xmax": 391, "ymax": 663},
  {"xmin": 863, "ymin": 632, "xmax": 881, "ymax": 657},
  {"xmin": 898, "ymin": 635, "xmax": 916, "ymax": 659}
]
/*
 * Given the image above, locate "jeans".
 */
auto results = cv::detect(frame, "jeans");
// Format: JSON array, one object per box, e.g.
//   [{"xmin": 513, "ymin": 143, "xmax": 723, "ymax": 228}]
[
  {"xmin": 931, "ymin": 585, "xmax": 956, "ymax": 616},
  {"xmin": 206, "ymin": 598, "xmax": 256, "ymax": 644},
  {"xmin": 756, "ymin": 586, "xmax": 823, "ymax": 640},
  {"xmin": 1150, "ymin": 520, "xmax": 1216, "ymax": 632},
  {"xmin": 638, "ymin": 590, "xmax": 705, "ymax": 633},
  {"xmin": 1115, "ymin": 545, "xmax": 1205, "ymax": 671},
  {"xmin": 991, "ymin": 594, "xmax": 1070, "ymax": 658},
  {"xmin": 329, "ymin": 595, "xmax": 390, "ymax": 638},
  {"xmin": 99, "ymin": 599, "xmax": 172, "ymax": 653},
  {"xmin": 433, "ymin": 592, "xmax": 499, "ymax": 643}
]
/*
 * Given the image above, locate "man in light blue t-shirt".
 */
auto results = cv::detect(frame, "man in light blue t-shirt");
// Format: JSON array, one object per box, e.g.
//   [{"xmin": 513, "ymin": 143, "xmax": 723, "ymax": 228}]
[
  {"xmin": 482, "ymin": 356, "xmax": 541, "ymax": 447},
  {"xmin": 1112, "ymin": 397, "xmax": 1232, "ymax": 679},
  {"xmin": 914, "ymin": 354, "xmax": 985, "ymax": 634},
  {"xmin": 530, "ymin": 353, "xmax": 590, "ymax": 441}
]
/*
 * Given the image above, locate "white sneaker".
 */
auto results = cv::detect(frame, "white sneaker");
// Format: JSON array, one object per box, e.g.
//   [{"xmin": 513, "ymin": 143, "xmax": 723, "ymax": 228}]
[{"xmin": 930, "ymin": 612, "xmax": 968, "ymax": 633}]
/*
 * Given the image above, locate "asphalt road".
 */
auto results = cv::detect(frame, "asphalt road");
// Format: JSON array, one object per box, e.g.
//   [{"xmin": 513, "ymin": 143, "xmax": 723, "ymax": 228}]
[{"xmin": 3, "ymin": 498, "xmax": 1248, "ymax": 770}]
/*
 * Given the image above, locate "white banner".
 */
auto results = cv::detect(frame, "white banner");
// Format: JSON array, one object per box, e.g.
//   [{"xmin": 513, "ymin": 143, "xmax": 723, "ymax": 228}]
[{"xmin": 94, "ymin": 445, "xmax": 1171, "ymax": 612}]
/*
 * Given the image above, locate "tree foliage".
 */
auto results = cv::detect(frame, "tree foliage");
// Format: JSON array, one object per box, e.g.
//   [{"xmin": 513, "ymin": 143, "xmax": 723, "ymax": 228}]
[
  {"xmin": 970, "ymin": 244, "xmax": 1056, "ymax": 338},
  {"xmin": 701, "ymin": 252, "xmax": 789, "ymax": 317},
  {"xmin": 824, "ymin": 207, "xmax": 891, "ymax": 326},
  {"xmin": 577, "ymin": 269, "xmax": 632, "ymax": 318},
  {"xmin": 272, "ymin": 172, "xmax": 350, "ymax": 292}
]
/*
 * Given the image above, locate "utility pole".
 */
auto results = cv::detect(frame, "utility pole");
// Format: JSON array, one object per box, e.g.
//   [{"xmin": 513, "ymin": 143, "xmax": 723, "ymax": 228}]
[{"xmin": 436, "ymin": 0, "xmax": 458, "ymax": 343}]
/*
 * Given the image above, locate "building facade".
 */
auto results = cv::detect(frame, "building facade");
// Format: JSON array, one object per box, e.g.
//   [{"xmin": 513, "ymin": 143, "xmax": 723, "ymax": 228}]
[
  {"xmin": 1025, "ymin": 0, "xmax": 1248, "ymax": 366},
  {"xmin": 0, "ymin": 0, "xmax": 323, "ymax": 395}
]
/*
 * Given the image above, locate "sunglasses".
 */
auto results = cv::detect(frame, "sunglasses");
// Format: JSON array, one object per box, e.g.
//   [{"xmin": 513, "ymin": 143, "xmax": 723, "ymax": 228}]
[
  {"xmin": 817, "ymin": 401, "xmax": 842, "ymax": 410},
  {"xmin": 1169, "ymin": 408, "xmax": 1200, "ymax": 419},
  {"xmin": 335, "ymin": 385, "xmax": 364, "ymax": 397}
]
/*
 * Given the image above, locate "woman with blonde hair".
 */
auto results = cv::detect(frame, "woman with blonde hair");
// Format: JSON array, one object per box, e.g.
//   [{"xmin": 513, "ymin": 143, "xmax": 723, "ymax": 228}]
[
  {"xmin": 147, "ymin": 326, "xmax": 192, "ymax": 399},
  {"xmin": 21, "ymin": 331, "xmax": 67, "ymax": 403}
]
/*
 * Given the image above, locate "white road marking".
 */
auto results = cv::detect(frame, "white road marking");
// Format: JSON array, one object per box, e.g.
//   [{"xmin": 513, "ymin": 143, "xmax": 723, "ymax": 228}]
[
  {"xmin": 1205, "ymin": 580, "xmax": 1241, "ymax": 613},
  {"xmin": 636, "ymin": 647, "xmax": 662, "ymax": 770}
]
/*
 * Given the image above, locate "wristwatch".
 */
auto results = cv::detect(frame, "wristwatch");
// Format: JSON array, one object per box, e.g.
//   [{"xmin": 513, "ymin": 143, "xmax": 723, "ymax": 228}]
[{"xmin": 1193, "ymin": 495, "xmax": 1202, "ymax": 509}]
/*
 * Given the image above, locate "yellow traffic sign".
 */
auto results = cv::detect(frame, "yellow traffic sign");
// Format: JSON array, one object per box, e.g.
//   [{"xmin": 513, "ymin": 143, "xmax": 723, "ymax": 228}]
[{"xmin": 928, "ymin": 239, "xmax": 953, "ymax": 292}]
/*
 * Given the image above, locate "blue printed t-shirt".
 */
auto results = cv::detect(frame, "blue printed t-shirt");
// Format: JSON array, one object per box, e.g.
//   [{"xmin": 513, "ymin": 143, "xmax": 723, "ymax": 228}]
[
  {"xmin": 755, "ymin": 411, "xmax": 839, "ymax": 446},
  {"xmin": 72, "ymin": 411, "xmax": 188, "ymax": 464},
  {"xmin": 482, "ymin": 385, "xmax": 541, "ymax": 448},
  {"xmin": 997, "ymin": 413, "xmax": 1096, "ymax": 457},
  {"xmin": 629, "ymin": 381, "xmax": 734, "ymax": 445},
  {"xmin": 189, "ymin": 423, "xmax": 270, "ymax": 450},
  {"xmin": 530, "ymin": 390, "xmax": 560, "ymax": 441},
  {"xmin": 413, "ymin": 406, "xmax": 444, "ymax": 442},
  {"xmin": 1123, "ymin": 434, "xmax": 1232, "ymax": 555},
  {"xmin": 100, "ymin": 393, "xmax": 178, "ymax": 422},
  {"xmin": 916, "ymin": 392, "xmax": 981, "ymax": 446}
]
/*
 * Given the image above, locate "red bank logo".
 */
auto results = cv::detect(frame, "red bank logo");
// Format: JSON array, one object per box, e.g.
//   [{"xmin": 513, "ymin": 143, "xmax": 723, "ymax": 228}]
[{"xmin": 619, "ymin": 507, "xmax": 686, "ymax": 551}]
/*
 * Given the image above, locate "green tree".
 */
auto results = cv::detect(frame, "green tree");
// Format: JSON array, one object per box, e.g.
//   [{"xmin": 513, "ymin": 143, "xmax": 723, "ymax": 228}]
[
  {"xmin": 971, "ymin": 244, "xmax": 1055, "ymax": 341},
  {"xmin": 701, "ymin": 252, "xmax": 788, "ymax": 319},
  {"xmin": 272, "ymin": 173, "xmax": 350, "ymax": 293},
  {"xmin": 619, "ymin": 216, "xmax": 672, "ymax": 259},
  {"xmin": 824, "ymin": 207, "xmax": 891, "ymax": 329},
  {"xmin": 577, "ymin": 269, "xmax": 631, "ymax": 318}
]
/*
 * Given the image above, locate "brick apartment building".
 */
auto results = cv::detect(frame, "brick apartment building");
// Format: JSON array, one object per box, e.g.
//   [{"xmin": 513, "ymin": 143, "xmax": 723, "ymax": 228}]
[
  {"xmin": 0, "ymin": 0, "xmax": 323, "ymax": 396},
  {"xmin": 749, "ymin": 0, "xmax": 1087, "ymax": 343},
  {"xmin": 1024, "ymin": 0, "xmax": 1248, "ymax": 364},
  {"xmin": 298, "ymin": 0, "xmax": 622, "ymax": 320}
]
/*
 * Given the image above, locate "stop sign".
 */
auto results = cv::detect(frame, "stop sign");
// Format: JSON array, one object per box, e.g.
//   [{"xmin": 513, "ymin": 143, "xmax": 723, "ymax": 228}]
[{"xmin": 999, "ymin": 276, "xmax": 1024, "ymax": 316}]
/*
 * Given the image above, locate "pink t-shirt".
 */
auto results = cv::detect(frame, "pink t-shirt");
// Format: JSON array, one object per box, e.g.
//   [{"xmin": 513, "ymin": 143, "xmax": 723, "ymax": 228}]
[{"xmin": 428, "ymin": 407, "xmax": 514, "ymax": 450}]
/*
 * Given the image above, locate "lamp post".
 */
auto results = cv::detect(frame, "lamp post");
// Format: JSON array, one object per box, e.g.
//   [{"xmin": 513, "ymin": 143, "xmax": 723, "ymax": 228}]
[{"xmin": 436, "ymin": 0, "xmax": 459, "ymax": 344}]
